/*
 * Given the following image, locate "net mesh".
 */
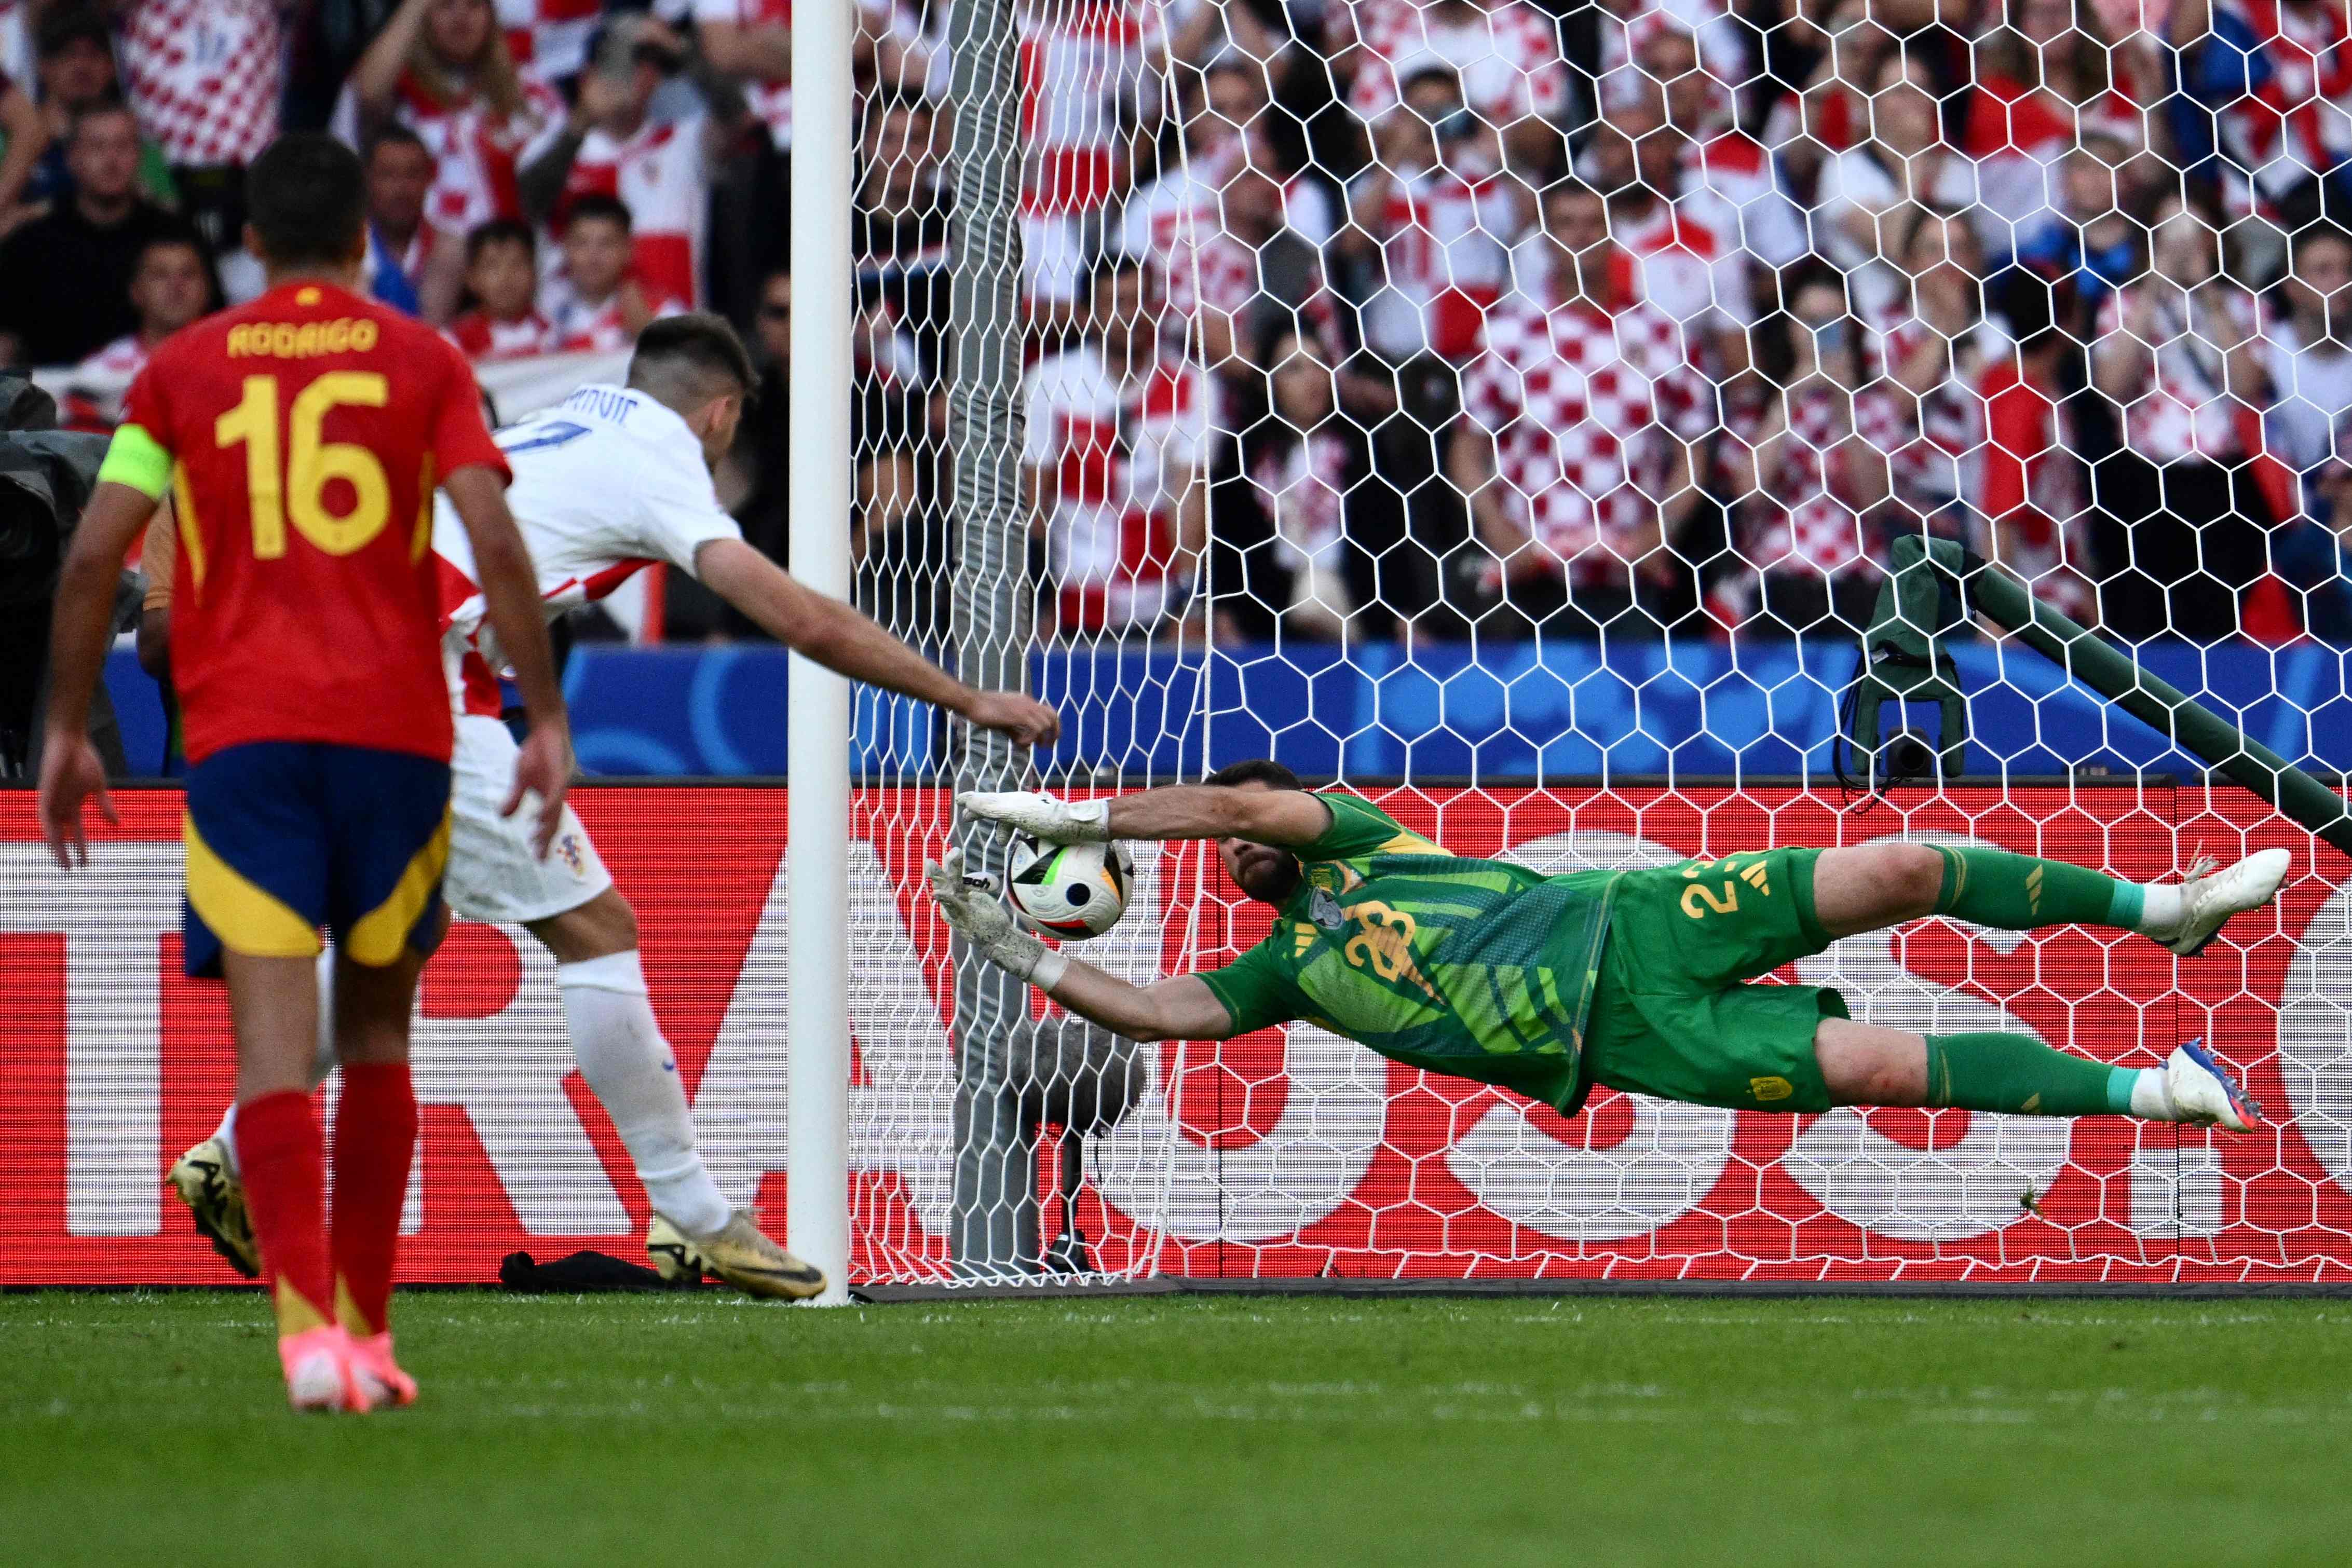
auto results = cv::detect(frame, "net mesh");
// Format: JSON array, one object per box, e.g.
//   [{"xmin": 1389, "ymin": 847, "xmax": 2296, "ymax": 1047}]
[{"xmin": 840, "ymin": 0, "xmax": 2352, "ymax": 1285}]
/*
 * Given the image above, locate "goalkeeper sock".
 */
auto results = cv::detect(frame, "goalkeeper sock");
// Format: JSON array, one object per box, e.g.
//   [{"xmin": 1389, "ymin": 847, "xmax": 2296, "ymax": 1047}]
[
  {"xmin": 236, "ymin": 1089, "xmax": 335, "ymax": 1336},
  {"xmin": 215, "ymin": 947, "xmax": 341, "ymax": 1177},
  {"xmin": 1930, "ymin": 846, "xmax": 2178, "ymax": 933},
  {"xmin": 559, "ymin": 951, "xmax": 732, "ymax": 1237},
  {"xmin": 329, "ymin": 1061, "xmax": 416, "ymax": 1338},
  {"xmin": 1924, "ymin": 1032, "xmax": 2137, "ymax": 1117}
]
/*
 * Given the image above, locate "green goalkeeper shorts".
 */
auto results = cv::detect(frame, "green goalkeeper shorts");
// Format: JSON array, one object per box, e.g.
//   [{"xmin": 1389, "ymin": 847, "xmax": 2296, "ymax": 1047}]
[{"xmin": 1580, "ymin": 847, "xmax": 1847, "ymax": 1114}]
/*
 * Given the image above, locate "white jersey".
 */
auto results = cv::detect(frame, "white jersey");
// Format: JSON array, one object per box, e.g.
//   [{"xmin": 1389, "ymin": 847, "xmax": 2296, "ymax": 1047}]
[{"xmin": 436, "ymin": 382, "xmax": 743, "ymax": 714}]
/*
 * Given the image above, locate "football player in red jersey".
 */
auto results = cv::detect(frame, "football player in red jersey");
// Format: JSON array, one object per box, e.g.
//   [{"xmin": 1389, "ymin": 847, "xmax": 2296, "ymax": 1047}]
[{"xmin": 38, "ymin": 132, "xmax": 569, "ymax": 1413}]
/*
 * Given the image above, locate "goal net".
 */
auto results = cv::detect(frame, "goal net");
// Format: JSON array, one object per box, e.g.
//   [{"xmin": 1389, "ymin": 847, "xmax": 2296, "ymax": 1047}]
[{"xmin": 838, "ymin": 0, "xmax": 2352, "ymax": 1286}]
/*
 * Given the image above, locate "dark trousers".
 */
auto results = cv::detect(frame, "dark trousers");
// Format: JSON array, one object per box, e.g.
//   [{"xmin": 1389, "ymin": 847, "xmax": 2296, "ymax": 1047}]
[{"xmin": 2093, "ymin": 454, "xmax": 2271, "ymax": 643}]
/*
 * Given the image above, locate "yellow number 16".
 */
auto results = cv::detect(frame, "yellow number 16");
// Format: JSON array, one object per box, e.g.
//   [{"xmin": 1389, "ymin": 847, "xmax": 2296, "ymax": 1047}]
[{"xmin": 215, "ymin": 372, "xmax": 392, "ymax": 557}]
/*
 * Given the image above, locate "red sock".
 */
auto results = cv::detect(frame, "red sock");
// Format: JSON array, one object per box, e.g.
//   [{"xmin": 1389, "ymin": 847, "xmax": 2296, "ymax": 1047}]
[
  {"xmin": 330, "ymin": 1061, "xmax": 417, "ymax": 1338},
  {"xmin": 235, "ymin": 1089, "xmax": 333, "ymax": 1337}
]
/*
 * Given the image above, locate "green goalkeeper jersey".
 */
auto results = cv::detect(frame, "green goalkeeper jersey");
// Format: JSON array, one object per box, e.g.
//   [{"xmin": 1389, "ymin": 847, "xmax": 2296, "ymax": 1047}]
[{"xmin": 1195, "ymin": 794, "xmax": 1620, "ymax": 1113}]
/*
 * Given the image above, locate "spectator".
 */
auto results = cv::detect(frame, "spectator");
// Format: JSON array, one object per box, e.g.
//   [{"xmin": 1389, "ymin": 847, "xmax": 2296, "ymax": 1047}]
[
  {"xmin": 0, "ymin": 103, "xmax": 204, "ymax": 365},
  {"xmin": 1977, "ymin": 272, "xmax": 2098, "ymax": 620},
  {"xmin": 25, "ymin": 5, "xmax": 174, "ymax": 212},
  {"xmin": 1123, "ymin": 61, "xmax": 1338, "ymax": 359},
  {"xmin": 1580, "ymin": 97, "xmax": 1752, "ymax": 380},
  {"xmin": 116, "ymin": 0, "xmax": 283, "ymax": 253},
  {"xmin": 0, "ymin": 60, "xmax": 39, "ymax": 234},
  {"xmin": 1717, "ymin": 268, "xmax": 1896, "ymax": 636},
  {"xmin": 1592, "ymin": 0, "xmax": 1752, "ymax": 119},
  {"xmin": 1011, "ymin": 0, "xmax": 1171, "ymax": 328},
  {"xmin": 1335, "ymin": 65, "xmax": 1523, "ymax": 631},
  {"xmin": 1644, "ymin": 23, "xmax": 1807, "ymax": 281},
  {"xmin": 1962, "ymin": 0, "xmax": 2157, "ymax": 267},
  {"xmin": 1870, "ymin": 204, "xmax": 2008, "ymax": 537},
  {"xmin": 518, "ymin": 12, "xmax": 739, "ymax": 312},
  {"xmin": 1024, "ymin": 252, "xmax": 1212, "ymax": 638},
  {"xmin": 1341, "ymin": 67, "xmax": 1523, "ymax": 365},
  {"xmin": 1811, "ymin": 49, "xmax": 1980, "ymax": 318},
  {"xmin": 2266, "ymin": 224, "xmax": 2352, "ymax": 480},
  {"xmin": 70, "ymin": 231, "xmax": 213, "ymax": 392},
  {"xmin": 1342, "ymin": 0, "xmax": 1573, "ymax": 169},
  {"xmin": 694, "ymin": 0, "xmax": 793, "ymax": 154},
  {"xmin": 1448, "ymin": 179, "xmax": 1715, "ymax": 639},
  {"xmin": 361, "ymin": 124, "xmax": 465, "ymax": 320},
  {"xmin": 853, "ymin": 91, "xmax": 950, "ymax": 383},
  {"xmin": 2262, "ymin": 223, "xmax": 2352, "ymax": 635},
  {"xmin": 2169, "ymin": 0, "xmax": 2352, "ymax": 233},
  {"xmin": 1226, "ymin": 326, "xmax": 1397, "ymax": 641},
  {"xmin": 1143, "ymin": 131, "xmax": 1347, "ymax": 393},
  {"xmin": 2092, "ymin": 194, "xmax": 2275, "ymax": 640},
  {"xmin": 339, "ymin": 0, "xmax": 561, "ymax": 234},
  {"xmin": 2012, "ymin": 133, "xmax": 2143, "ymax": 322},
  {"xmin": 727, "ymin": 266, "xmax": 792, "ymax": 582},
  {"xmin": 445, "ymin": 216, "xmax": 552, "ymax": 360},
  {"xmin": 545, "ymin": 192, "xmax": 679, "ymax": 351}
]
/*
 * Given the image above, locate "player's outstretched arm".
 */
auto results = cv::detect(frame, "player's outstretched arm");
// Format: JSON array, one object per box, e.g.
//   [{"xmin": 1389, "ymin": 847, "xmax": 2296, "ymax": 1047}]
[
  {"xmin": 37, "ymin": 479, "xmax": 157, "ymax": 868},
  {"xmin": 960, "ymin": 785, "xmax": 1333, "ymax": 848},
  {"xmin": 697, "ymin": 537, "xmax": 1059, "ymax": 744},
  {"xmin": 444, "ymin": 465, "xmax": 572, "ymax": 857},
  {"xmin": 924, "ymin": 851, "xmax": 1233, "ymax": 1042}
]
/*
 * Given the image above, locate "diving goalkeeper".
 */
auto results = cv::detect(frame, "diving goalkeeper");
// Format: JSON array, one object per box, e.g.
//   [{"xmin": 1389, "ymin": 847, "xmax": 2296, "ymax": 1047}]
[{"xmin": 932, "ymin": 761, "xmax": 2285, "ymax": 1131}]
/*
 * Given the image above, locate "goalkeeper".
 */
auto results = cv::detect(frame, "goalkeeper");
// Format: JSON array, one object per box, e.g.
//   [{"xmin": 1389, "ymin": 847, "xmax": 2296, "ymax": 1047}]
[{"xmin": 933, "ymin": 761, "xmax": 2285, "ymax": 1131}]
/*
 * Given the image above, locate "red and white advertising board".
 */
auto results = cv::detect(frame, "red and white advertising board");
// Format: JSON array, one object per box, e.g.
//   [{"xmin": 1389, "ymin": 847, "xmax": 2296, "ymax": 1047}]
[{"xmin": 4, "ymin": 783, "xmax": 2349, "ymax": 1285}]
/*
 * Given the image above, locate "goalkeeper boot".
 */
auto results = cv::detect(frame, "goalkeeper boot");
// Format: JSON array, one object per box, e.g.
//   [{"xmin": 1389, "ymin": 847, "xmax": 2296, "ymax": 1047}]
[
  {"xmin": 279, "ymin": 1325, "xmax": 373, "ymax": 1415},
  {"xmin": 165, "ymin": 1136, "xmax": 260, "ymax": 1278},
  {"xmin": 2158, "ymin": 848, "xmax": 2292, "ymax": 958},
  {"xmin": 2164, "ymin": 1039, "xmax": 2264, "ymax": 1134},
  {"xmin": 349, "ymin": 1332, "xmax": 418, "ymax": 1410},
  {"xmin": 647, "ymin": 1210, "xmax": 826, "ymax": 1301}
]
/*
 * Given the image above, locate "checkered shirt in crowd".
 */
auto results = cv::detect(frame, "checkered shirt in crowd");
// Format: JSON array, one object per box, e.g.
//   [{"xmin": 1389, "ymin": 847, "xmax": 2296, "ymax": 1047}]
[
  {"xmin": 2098, "ymin": 280, "xmax": 2261, "ymax": 465},
  {"xmin": 1345, "ymin": 0, "xmax": 1570, "ymax": 130},
  {"xmin": 1740, "ymin": 380, "xmax": 1906, "ymax": 579},
  {"xmin": 1460, "ymin": 283, "xmax": 1715, "ymax": 578},
  {"xmin": 119, "ymin": 0, "xmax": 281, "ymax": 167}
]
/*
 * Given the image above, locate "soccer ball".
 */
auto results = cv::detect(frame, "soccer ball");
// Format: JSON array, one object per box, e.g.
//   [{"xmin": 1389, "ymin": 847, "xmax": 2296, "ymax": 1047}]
[{"xmin": 1004, "ymin": 833, "xmax": 1134, "ymax": 940}]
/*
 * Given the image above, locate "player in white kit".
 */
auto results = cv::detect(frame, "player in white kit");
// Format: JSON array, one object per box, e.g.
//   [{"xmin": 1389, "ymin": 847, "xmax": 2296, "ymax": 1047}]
[{"xmin": 165, "ymin": 315, "xmax": 1059, "ymax": 1299}]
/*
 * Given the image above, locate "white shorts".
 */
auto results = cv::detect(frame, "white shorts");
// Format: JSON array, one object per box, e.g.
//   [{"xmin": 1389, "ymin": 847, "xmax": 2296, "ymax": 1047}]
[{"xmin": 443, "ymin": 713, "xmax": 613, "ymax": 925}]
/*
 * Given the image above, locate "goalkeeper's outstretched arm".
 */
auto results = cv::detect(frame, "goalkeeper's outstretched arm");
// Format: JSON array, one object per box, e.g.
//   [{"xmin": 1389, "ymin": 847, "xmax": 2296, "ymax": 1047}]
[
  {"xmin": 959, "ymin": 784, "xmax": 1332, "ymax": 847},
  {"xmin": 923, "ymin": 851, "xmax": 1235, "ymax": 1043}
]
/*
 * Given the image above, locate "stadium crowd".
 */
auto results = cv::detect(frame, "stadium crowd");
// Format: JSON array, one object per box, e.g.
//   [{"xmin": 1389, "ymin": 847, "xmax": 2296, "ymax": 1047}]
[{"xmin": 6, "ymin": 0, "xmax": 2352, "ymax": 647}]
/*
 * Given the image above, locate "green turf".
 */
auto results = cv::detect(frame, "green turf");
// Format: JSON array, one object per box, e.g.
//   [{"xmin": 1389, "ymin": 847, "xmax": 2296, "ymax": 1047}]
[{"xmin": 4, "ymin": 1290, "xmax": 2348, "ymax": 1565}]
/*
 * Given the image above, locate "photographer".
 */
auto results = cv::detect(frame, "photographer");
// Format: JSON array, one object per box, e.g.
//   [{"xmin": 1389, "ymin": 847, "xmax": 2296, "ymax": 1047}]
[{"xmin": 0, "ymin": 376, "xmax": 129, "ymax": 780}]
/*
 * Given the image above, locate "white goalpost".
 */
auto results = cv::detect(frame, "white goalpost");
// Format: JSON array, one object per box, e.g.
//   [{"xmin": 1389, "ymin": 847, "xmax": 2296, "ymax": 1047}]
[{"xmin": 785, "ymin": 0, "xmax": 858, "ymax": 1304}]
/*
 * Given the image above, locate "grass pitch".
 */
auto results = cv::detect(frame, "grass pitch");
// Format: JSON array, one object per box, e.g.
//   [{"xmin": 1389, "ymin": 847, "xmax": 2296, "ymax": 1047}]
[{"xmin": 3, "ymin": 1291, "xmax": 2347, "ymax": 1566}]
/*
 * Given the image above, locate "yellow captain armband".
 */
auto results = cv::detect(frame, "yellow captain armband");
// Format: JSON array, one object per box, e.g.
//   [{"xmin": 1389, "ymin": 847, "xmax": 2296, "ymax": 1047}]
[{"xmin": 95, "ymin": 421, "xmax": 173, "ymax": 500}]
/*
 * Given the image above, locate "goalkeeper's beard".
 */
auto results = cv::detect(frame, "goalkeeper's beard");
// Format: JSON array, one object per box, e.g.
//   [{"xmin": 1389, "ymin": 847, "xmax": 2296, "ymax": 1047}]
[{"xmin": 1232, "ymin": 846, "xmax": 1303, "ymax": 905}]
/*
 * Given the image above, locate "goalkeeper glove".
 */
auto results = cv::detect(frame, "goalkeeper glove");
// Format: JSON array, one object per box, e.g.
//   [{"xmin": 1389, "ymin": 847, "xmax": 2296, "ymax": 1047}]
[
  {"xmin": 956, "ymin": 790, "xmax": 1110, "ymax": 844},
  {"xmin": 923, "ymin": 848, "xmax": 1068, "ymax": 990}
]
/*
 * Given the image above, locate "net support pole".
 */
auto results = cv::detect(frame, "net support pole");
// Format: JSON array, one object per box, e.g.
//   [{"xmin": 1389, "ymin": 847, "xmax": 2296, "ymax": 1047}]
[
  {"xmin": 784, "ymin": 0, "xmax": 854, "ymax": 1305},
  {"xmin": 944, "ymin": 0, "xmax": 1041, "ymax": 1277},
  {"xmin": 1867, "ymin": 537, "xmax": 2352, "ymax": 856}
]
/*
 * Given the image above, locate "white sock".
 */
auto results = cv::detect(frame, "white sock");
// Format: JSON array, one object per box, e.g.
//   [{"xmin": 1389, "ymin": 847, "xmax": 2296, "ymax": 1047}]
[
  {"xmin": 214, "ymin": 948, "xmax": 343, "ymax": 1175},
  {"xmin": 2134, "ymin": 882, "xmax": 2185, "ymax": 937},
  {"xmin": 2128, "ymin": 1066, "xmax": 2177, "ymax": 1121},
  {"xmin": 558, "ymin": 950, "xmax": 731, "ymax": 1237}
]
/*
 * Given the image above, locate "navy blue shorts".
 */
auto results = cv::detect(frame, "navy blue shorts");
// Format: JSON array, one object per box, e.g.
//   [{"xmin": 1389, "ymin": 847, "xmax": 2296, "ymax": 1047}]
[{"xmin": 182, "ymin": 741, "xmax": 453, "ymax": 980}]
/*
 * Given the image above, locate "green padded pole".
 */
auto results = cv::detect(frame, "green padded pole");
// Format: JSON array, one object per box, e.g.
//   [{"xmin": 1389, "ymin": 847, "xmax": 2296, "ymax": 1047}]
[{"xmin": 1921, "ymin": 538, "xmax": 2352, "ymax": 858}]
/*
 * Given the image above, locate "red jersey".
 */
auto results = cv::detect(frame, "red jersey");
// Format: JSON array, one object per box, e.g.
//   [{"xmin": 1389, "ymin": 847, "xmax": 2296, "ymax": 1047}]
[{"xmin": 110, "ymin": 280, "xmax": 509, "ymax": 765}]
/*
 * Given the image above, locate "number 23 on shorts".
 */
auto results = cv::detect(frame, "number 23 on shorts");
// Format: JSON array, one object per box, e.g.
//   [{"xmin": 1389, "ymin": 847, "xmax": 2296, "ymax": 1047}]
[{"xmin": 1679, "ymin": 855, "xmax": 1773, "ymax": 919}]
